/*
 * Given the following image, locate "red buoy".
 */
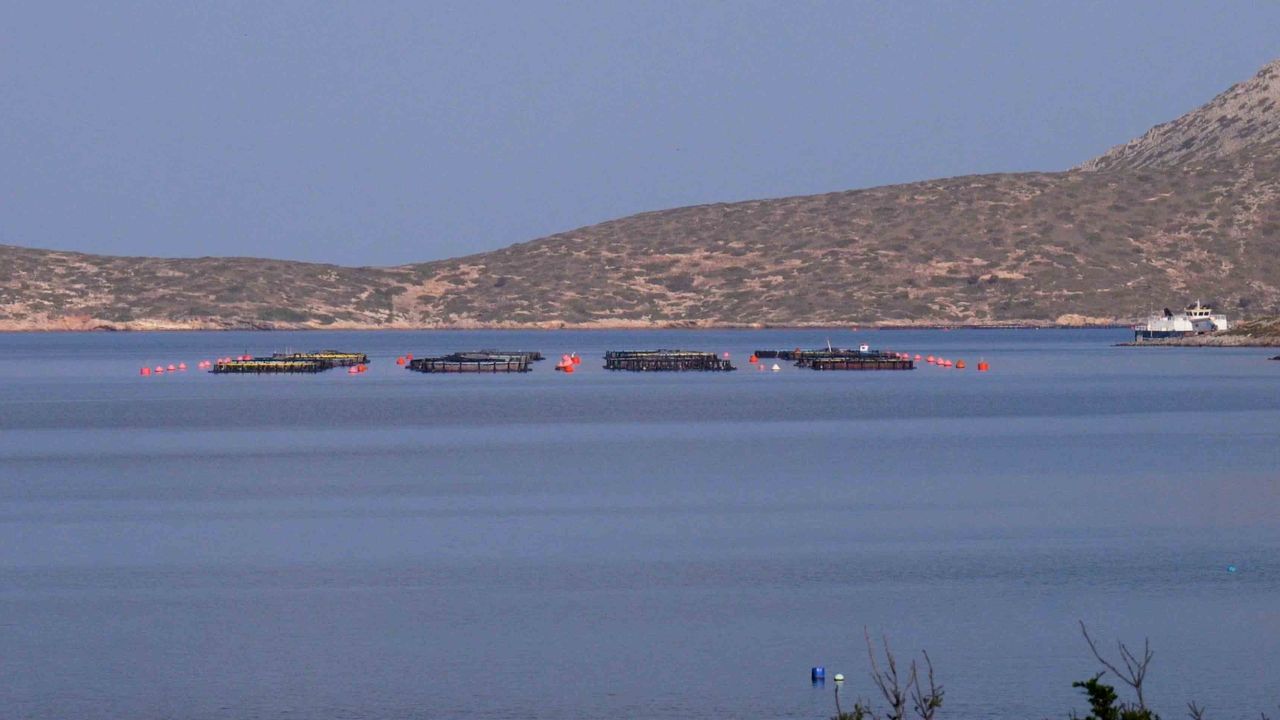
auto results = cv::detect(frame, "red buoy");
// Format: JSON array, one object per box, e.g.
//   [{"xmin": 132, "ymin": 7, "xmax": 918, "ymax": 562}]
[
  {"xmin": 178, "ymin": 362, "xmax": 187, "ymax": 371},
  {"xmin": 140, "ymin": 367, "xmax": 151, "ymax": 376},
  {"xmin": 405, "ymin": 354, "xmax": 413, "ymax": 361},
  {"xmin": 572, "ymin": 354, "xmax": 581, "ymax": 365},
  {"xmin": 978, "ymin": 361, "xmax": 990, "ymax": 372},
  {"xmin": 955, "ymin": 360, "xmax": 966, "ymax": 370},
  {"xmin": 914, "ymin": 354, "xmax": 921, "ymax": 361}
]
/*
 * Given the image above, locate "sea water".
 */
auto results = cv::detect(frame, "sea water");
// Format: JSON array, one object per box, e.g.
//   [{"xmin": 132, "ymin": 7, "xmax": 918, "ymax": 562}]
[{"xmin": 1, "ymin": 329, "xmax": 1277, "ymax": 719}]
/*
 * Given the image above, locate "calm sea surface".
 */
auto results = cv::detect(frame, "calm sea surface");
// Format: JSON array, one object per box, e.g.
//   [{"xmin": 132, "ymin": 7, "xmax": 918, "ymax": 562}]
[{"xmin": 1, "ymin": 329, "xmax": 1277, "ymax": 719}]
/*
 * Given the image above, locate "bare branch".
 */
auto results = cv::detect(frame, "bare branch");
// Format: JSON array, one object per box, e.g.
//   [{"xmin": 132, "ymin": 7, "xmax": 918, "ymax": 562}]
[
  {"xmin": 865, "ymin": 627, "xmax": 914, "ymax": 720},
  {"xmin": 1187, "ymin": 700, "xmax": 1206, "ymax": 720},
  {"xmin": 1079, "ymin": 620, "xmax": 1154, "ymax": 709},
  {"xmin": 910, "ymin": 649, "xmax": 944, "ymax": 720}
]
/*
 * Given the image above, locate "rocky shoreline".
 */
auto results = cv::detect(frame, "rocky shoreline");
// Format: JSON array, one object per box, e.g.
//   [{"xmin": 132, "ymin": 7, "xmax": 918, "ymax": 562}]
[{"xmin": 1118, "ymin": 335, "xmax": 1280, "ymax": 348}]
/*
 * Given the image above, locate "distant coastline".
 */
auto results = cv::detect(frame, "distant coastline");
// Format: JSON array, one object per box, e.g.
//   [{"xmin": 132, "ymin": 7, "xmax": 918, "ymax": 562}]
[{"xmin": 0, "ymin": 318, "xmax": 1136, "ymax": 333}]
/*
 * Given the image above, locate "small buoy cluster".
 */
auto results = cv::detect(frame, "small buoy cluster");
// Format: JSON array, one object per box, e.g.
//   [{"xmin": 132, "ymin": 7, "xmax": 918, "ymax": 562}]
[
  {"xmin": 346, "ymin": 364, "xmax": 369, "ymax": 375},
  {"xmin": 140, "ymin": 361, "xmax": 196, "ymax": 376},
  {"xmin": 746, "ymin": 353, "xmax": 783, "ymax": 372},
  {"xmin": 914, "ymin": 353, "xmax": 991, "ymax": 372},
  {"xmin": 555, "ymin": 353, "xmax": 581, "ymax": 373},
  {"xmin": 395, "ymin": 353, "xmax": 415, "ymax": 366},
  {"xmin": 811, "ymin": 666, "xmax": 846, "ymax": 686}
]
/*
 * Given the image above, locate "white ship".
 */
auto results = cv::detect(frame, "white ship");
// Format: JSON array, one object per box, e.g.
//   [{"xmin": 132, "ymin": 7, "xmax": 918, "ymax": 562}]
[{"xmin": 1134, "ymin": 301, "xmax": 1230, "ymax": 341}]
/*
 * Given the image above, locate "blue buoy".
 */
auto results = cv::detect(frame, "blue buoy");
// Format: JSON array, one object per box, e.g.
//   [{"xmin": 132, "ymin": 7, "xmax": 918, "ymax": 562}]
[
  {"xmin": 1227, "ymin": 565, "xmax": 1238, "ymax": 573},
  {"xmin": 811, "ymin": 666, "xmax": 825, "ymax": 682}
]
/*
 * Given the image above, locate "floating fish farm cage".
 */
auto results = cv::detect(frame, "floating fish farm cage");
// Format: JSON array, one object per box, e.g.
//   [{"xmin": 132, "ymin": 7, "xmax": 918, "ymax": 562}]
[
  {"xmin": 405, "ymin": 351, "xmax": 534, "ymax": 373},
  {"xmin": 603, "ymin": 350, "xmax": 736, "ymax": 372},
  {"xmin": 754, "ymin": 347, "xmax": 914, "ymax": 370},
  {"xmin": 794, "ymin": 351, "xmax": 914, "ymax": 371},
  {"xmin": 210, "ymin": 359, "xmax": 329, "ymax": 374},
  {"xmin": 270, "ymin": 351, "xmax": 369, "ymax": 368}
]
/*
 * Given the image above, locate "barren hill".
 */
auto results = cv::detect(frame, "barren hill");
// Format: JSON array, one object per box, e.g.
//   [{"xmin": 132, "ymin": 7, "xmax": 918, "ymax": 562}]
[
  {"xmin": 2, "ymin": 59, "xmax": 1279, "ymax": 330},
  {"xmin": 1080, "ymin": 59, "xmax": 1280, "ymax": 171}
]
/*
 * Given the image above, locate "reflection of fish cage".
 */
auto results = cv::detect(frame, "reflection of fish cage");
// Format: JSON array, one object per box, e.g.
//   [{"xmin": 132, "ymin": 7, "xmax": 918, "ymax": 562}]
[
  {"xmin": 406, "ymin": 354, "xmax": 532, "ymax": 373},
  {"xmin": 603, "ymin": 350, "xmax": 736, "ymax": 372},
  {"xmin": 211, "ymin": 359, "xmax": 328, "ymax": 374},
  {"xmin": 795, "ymin": 352, "xmax": 914, "ymax": 370},
  {"xmin": 270, "ymin": 351, "xmax": 369, "ymax": 368}
]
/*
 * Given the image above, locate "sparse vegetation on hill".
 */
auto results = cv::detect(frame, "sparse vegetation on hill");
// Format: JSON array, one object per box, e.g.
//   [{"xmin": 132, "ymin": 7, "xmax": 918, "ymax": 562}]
[{"xmin": 2, "ymin": 60, "xmax": 1279, "ymax": 331}]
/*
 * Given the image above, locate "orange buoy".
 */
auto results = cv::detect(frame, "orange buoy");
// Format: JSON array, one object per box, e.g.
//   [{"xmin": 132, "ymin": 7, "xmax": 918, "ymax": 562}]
[
  {"xmin": 748, "ymin": 354, "xmax": 758, "ymax": 364},
  {"xmin": 406, "ymin": 354, "xmax": 413, "ymax": 361},
  {"xmin": 396, "ymin": 356, "xmax": 406, "ymax": 366},
  {"xmin": 914, "ymin": 354, "xmax": 922, "ymax": 361},
  {"xmin": 978, "ymin": 361, "xmax": 989, "ymax": 372},
  {"xmin": 562, "ymin": 364, "xmax": 575, "ymax": 374},
  {"xmin": 572, "ymin": 354, "xmax": 581, "ymax": 365},
  {"xmin": 357, "ymin": 364, "xmax": 367, "ymax": 373},
  {"xmin": 955, "ymin": 360, "xmax": 966, "ymax": 369},
  {"xmin": 926, "ymin": 355, "xmax": 935, "ymax": 364}
]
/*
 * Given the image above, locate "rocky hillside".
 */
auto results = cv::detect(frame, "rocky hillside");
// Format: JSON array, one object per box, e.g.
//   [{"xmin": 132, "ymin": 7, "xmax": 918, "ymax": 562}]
[
  {"xmin": 2, "ymin": 59, "xmax": 1279, "ymax": 330},
  {"xmin": 1080, "ymin": 59, "xmax": 1280, "ymax": 171}
]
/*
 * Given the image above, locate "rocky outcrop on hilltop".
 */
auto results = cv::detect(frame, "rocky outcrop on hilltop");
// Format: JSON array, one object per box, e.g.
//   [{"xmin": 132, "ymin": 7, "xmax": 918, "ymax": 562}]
[{"xmin": 1080, "ymin": 60, "xmax": 1280, "ymax": 171}]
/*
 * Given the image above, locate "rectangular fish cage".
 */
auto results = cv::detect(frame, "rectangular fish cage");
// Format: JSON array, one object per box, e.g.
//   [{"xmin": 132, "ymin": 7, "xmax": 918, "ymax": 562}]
[
  {"xmin": 405, "ymin": 355, "xmax": 533, "ymax": 373},
  {"xmin": 795, "ymin": 352, "xmax": 914, "ymax": 370},
  {"xmin": 270, "ymin": 351, "xmax": 369, "ymax": 368},
  {"xmin": 754, "ymin": 348, "xmax": 868, "ymax": 361},
  {"xmin": 210, "ymin": 359, "xmax": 329, "ymax": 374},
  {"xmin": 603, "ymin": 350, "xmax": 736, "ymax": 372}
]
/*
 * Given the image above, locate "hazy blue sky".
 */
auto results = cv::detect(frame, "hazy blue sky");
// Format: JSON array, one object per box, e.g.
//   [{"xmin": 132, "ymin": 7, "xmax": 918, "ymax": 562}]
[{"xmin": 2, "ymin": 2, "xmax": 1277, "ymax": 266}]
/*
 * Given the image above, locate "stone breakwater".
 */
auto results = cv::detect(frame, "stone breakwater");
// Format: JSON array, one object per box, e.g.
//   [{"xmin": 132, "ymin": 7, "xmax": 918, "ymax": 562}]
[{"xmin": 1119, "ymin": 335, "xmax": 1280, "ymax": 347}]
